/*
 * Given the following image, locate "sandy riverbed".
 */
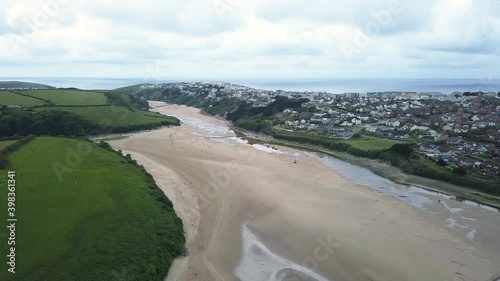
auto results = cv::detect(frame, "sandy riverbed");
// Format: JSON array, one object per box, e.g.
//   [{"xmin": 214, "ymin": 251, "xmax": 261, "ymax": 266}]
[{"xmin": 110, "ymin": 102, "xmax": 500, "ymax": 281}]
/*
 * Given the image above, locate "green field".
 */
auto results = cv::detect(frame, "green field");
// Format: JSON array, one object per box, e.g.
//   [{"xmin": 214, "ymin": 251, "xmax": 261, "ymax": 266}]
[
  {"xmin": 1, "ymin": 89, "xmax": 180, "ymax": 136},
  {"xmin": 275, "ymin": 130, "xmax": 398, "ymax": 151},
  {"xmin": 339, "ymin": 137, "xmax": 399, "ymax": 151},
  {"xmin": 20, "ymin": 90, "xmax": 108, "ymax": 106},
  {"xmin": 0, "ymin": 140, "xmax": 16, "ymax": 150},
  {"xmin": 0, "ymin": 137, "xmax": 185, "ymax": 280},
  {"xmin": 35, "ymin": 106, "xmax": 178, "ymax": 126},
  {"xmin": 0, "ymin": 91, "xmax": 45, "ymax": 107}
]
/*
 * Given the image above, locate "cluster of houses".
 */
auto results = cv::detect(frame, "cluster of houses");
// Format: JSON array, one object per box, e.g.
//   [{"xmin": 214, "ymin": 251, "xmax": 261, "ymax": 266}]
[
  {"xmin": 144, "ymin": 82, "xmax": 500, "ymax": 174},
  {"xmin": 420, "ymin": 139, "xmax": 500, "ymax": 174}
]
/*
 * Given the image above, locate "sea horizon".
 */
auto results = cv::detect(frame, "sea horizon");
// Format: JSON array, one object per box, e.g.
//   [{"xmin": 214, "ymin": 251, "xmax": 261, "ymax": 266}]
[{"xmin": 1, "ymin": 77, "xmax": 499, "ymax": 95}]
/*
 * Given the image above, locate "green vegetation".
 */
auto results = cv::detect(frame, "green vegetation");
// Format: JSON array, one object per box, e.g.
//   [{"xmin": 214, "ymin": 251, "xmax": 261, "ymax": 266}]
[
  {"xmin": 0, "ymin": 91, "xmax": 46, "ymax": 107},
  {"xmin": 273, "ymin": 129, "xmax": 399, "ymax": 152},
  {"xmin": 340, "ymin": 137, "xmax": 398, "ymax": 151},
  {"xmin": 0, "ymin": 136, "xmax": 36, "ymax": 169},
  {"xmin": 274, "ymin": 130, "xmax": 500, "ymax": 195},
  {"xmin": 115, "ymin": 84, "xmax": 154, "ymax": 94},
  {"xmin": 0, "ymin": 89, "xmax": 179, "ymax": 137},
  {"xmin": 105, "ymin": 91, "xmax": 149, "ymax": 110},
  {"xmin": 19, "ymin": 89, "xmax": 108, "ymax": 106},
  {"xmin": 0, "ymin": 140, "xmax": 16, "ymax": 150},
  {"xmin": 35, "ymin": 106, "xmax": 178, "ymax": 127},
  {"xmin": 0, "ymin": 81, "xmax": 53, "ymax": 89},
  {"xmin": 0, "ymin": 137, "xmax": 185, "ymax": 280},
  {"xmin": 453, "ymin": 166, "xmax": 467, "ymax": 177}
]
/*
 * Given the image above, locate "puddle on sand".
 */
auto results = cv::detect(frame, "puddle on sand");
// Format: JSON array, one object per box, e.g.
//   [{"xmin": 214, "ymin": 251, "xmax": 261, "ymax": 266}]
[{"xmin": 235, "ymin": 225, "xmax": 332, "ymax": 281}]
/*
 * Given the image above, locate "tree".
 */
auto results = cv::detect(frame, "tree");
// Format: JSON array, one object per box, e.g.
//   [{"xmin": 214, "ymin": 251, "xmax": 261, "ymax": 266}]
[
  {"xmin": 389, "ymin": 143, "xmax": 414, "ymax": 160},
  {"xmin": 436, "ymin": 158, "xmax": 447, "ymax": 166},
  {"xmin": 352, "ymin": 133, "xmax": 362, "ymax": 139},
  {"xmin": 453, "ymin": 166, "xmax": 467, "ymax": 177}
]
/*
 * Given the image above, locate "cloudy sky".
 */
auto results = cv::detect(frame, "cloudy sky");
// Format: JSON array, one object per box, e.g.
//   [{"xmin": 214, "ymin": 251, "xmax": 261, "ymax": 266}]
[{"xmin": 0, "ymin": 0, "xmax": 499, "ymax": 79}]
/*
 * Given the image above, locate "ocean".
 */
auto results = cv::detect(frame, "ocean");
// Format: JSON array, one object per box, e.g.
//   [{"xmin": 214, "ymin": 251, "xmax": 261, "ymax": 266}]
[{"xmin": 2, "ymin": 77, "xmax": 499, "ymax": 94}]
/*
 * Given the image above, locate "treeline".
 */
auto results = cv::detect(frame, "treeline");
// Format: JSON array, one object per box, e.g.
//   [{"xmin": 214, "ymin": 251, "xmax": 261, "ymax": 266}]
[
  {"xmin": 105, "ymin": 91, "xmax": 149, "ymax": 110},
  {"xmin": 0, "ymin": 108, "xmax": 179, "ymax": 137},
  {"xmin": 96, "ymin": 119, "xmax": 180, "ymax": 134},
  {"xmin": 0, "ymin": 109, "xmax": 92, "ymax": 136},
  {"xmin": 161, "ymin": 88, "xmax": 207, "ymax": 108},
  {"xmin": 227, "ymin": 96, "xmax": 309, "ymax": 120},
  {"xmin": 97, "ymin": 140, "xmax": 186, "ymax": 261},
  {"xmin": 226, "ymin": 96, "xmax": 310, "ymax": 135},
  {"xmin": 0, "ymin": 135, "xmax": 36, "ymax": 169}
]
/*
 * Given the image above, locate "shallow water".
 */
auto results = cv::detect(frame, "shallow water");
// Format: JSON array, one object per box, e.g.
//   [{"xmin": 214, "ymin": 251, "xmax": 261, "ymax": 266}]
[
  {"xmin": 320, "ymin": 155, "xmax": 499, "ymax": 242},
  {"xmin": 235, "ymin": 225, "xmax": 332, "ymax": 281}
]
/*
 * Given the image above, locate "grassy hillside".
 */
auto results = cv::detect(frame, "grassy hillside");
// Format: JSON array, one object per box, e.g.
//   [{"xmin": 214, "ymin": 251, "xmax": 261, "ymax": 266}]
[
  {"xmin": 0, "ymin": 81, "xmax": 53, "ymax": 89},
  {"xmin": 115, "ymin": 83, "xmax": 154, "ymax": 94},
  {"xmin": 34, "ymin": 106, "xmax": 178, "ymax": 127},
  {"xmin": 0, "ymin": 91, "xmax": 46, "ymax": 107},
  {"xmin": 340, "ymin": 136, "xmax": 399, "ymax": 151},
  {"xmin": 0, "ymin": 88, "xmax": 179, "ymax": 137},
  {"xmin": 274, "ymin": 129, "xmax": 400, "ymax": 152},
  {"xmin": 0, "ymin": 137, "xmax": 185, "ymax": 280},
  {"xmin": 19, "ymin": 89, "xmax": 108, "ymax": 106}
]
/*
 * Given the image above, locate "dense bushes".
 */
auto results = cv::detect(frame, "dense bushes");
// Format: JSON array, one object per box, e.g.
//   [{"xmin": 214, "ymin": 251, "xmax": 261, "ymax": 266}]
[
  {"xmin": 1, "ymin": 135, "xmax": 36, "ymax": 154},
  {"xmin": 105, "ymin": 91, "xmax": 149, "ymax": 110},
  {"xmin": 389, "ymin": 143, "xmax": 414, "ymax": 160},
  {"xmin": 0, "ymin": 153, "xmax": 7, "ymax": 169},
  {"xmin": 0, "ymin": 109, "xmax": 92, "ymax": 136}
]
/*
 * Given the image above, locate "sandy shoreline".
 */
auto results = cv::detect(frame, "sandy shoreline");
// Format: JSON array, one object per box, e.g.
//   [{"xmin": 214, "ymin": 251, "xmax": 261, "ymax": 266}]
[{"xmin": 110, "ymin": 102, "xmax": 500, "ymax": 281}]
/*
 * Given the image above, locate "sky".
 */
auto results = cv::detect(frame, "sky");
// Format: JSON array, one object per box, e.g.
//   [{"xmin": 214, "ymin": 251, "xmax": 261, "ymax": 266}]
[{"xmin": 0, "ymin": 0, "xmax": 499, "ymax": 80}]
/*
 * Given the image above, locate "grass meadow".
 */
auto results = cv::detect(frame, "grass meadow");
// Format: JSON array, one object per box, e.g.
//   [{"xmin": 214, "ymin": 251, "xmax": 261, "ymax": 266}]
[
  {"xmin": 340, "ymin": 137, "xmax": 400, "ymax": 151},
  {"xmin": 0, "ymin": 91, "xmax": 46, "ymax": 107},
  {"xmin": 19, "ymin": 90, "xmax": 108, "ymax": 106},
  {"xmin": 0, "ymin": 137, "xmax": 185, "ymax": 281}
]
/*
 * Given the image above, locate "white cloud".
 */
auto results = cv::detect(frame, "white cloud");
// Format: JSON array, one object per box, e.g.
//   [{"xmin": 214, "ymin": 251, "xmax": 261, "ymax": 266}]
[{"xmin": 0, "ymin": 0, "xmax": 499, "ymax": 79}]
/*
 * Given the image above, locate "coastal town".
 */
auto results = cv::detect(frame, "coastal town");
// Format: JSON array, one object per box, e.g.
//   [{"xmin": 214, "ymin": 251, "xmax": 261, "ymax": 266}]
[{"xmin": 138, "ymin": 82, "xmax": 500, "ymax": 178}]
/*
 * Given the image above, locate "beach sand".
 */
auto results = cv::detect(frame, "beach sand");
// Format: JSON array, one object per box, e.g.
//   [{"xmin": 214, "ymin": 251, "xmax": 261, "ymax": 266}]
[{"xmin": 110, "ymin": 102, "xmax": 500, "ymax": 281}]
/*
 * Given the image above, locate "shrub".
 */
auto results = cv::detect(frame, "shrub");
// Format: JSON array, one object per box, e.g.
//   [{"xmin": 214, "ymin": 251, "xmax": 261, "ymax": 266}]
[
  {"xmin": 453, "ymin": 166, "xmax": 467, "ymax": 177},
  {"xmin": 436, "ymin": 158, "xmax": 447, "ymax": 166}
]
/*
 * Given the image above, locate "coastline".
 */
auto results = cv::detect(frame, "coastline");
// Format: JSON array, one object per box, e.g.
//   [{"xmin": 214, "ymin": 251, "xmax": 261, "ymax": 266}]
[
  {"xmin": 110, "ymin": 102, "xmax": 500, "ymax": 281},
  {"xmin": 231, "ymin": 126, "xmax": 500, "ymax": 210}
]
